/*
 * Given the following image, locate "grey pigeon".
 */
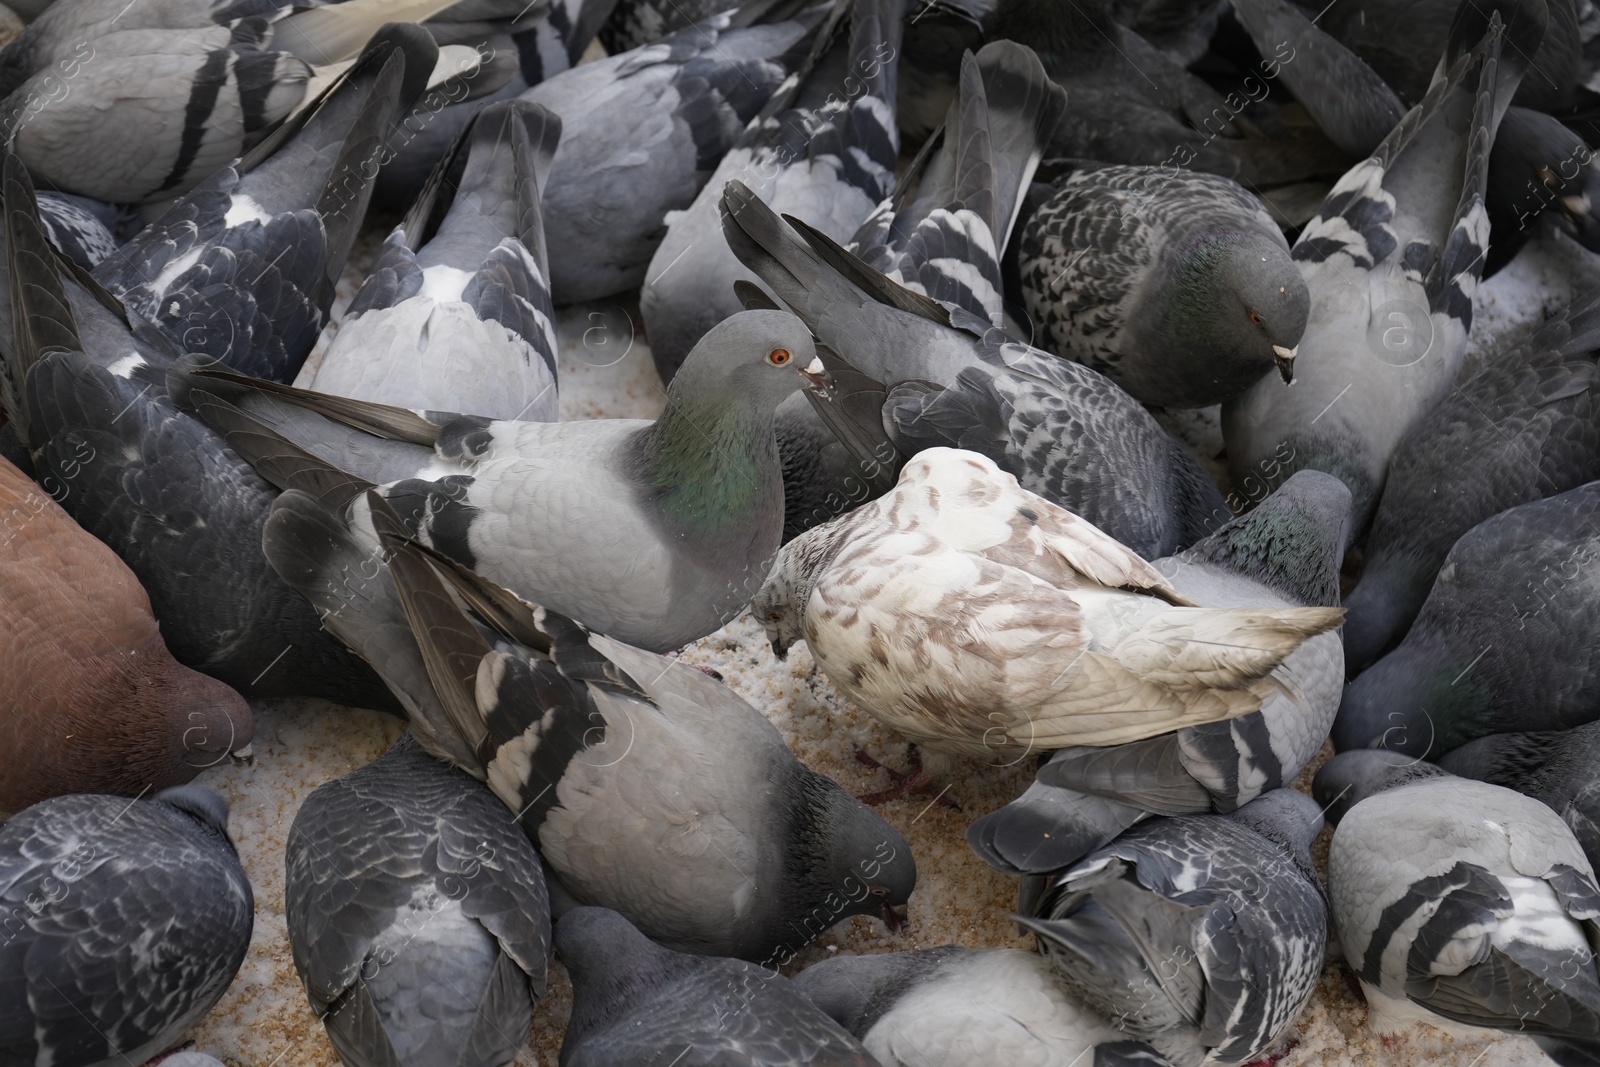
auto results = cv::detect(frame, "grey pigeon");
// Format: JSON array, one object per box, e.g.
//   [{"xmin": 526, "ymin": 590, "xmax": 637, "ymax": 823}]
[
  {"xmin": 596, "ymin": 0, "xmax": 780, "ymax": 53},
  {"xmin": 1486, "ymin": 107, "xmax": 1600, "ymax": 272},
  {"xmin": 793, "ymin": 945, "xmax": 1127, "ymax": 1065},
  {"xmin": 0, "ymin": 785, "xmax": 253, "ymax": 1067},
  {"xmin": 526, "ymin": 6, "xmax": 820, "ymax": 303},
  {"xmin": 1222, "ymin": 0, "xmax": 1547, "ymax": 540},
  {"xmin": 172, "ymin": 308, "xmax": 824, "ymax": 652},
  {"xmin": 1441, "ymin": 721, "xmax": 1600, "ymax": 881},
  {"xmin": 1343, "ymin": 289, "xmax": 1600, "ymax": 673},
  {"xmin": 0, "ymin": 147, "xmax": 399, "ymax": 711},
  {"xmin": 720, "ymin": 179, "xmax": 1231, "ymax": 560},
  {"xmin": 1335, "ymin": 481, "xmax": 1600, "ymax": 758},
  {"xmin": 0, "ymin": 0, "xmax": 460, "ymax": 203},
  {"xmin": 305, "ymin": 98, "xmax": 562, "ymax": 421},
  {"xmin": 259, "ymin": 487, "xmax": 916, "ymax": 963},
  {"xmin": 776, "ymin": 38, "xmax": 1067, "ymax": 539},
  {"xmin": 967, "ymin": 470, "xmax": 1349, "ymax": 875},
  {"xmin": 1018, "ymin": 789, "xmax": 1328, "ymax": 1067},
  {"xmin": 556, "ymin": 906, "xmax": 881, "ymax": 1065},
  {"xmin": 1314, "ymin": 750, "xmax": 1600, "ymax": 1063},
  {"xmin": 1017, "ymin": 164, "xmax": 1309, "ymax": 409},
  {"xmin": 92, "ymin": 25, "xmax": 436, "ymax": 385},
  {"xmin": 642, "ymin": 0, "xmax": 905, "ymax": 383},
  {"xmin": 286, "ymin": 732, "xmax": 551, "ymax": 1067}
]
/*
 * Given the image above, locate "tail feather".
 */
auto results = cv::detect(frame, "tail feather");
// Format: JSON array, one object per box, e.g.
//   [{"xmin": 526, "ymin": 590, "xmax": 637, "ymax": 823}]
[
  {"xmin": 967, "ymin": 780, "xmax": 1148, "ymax": 874},
  {"xmin": 1108, "ymin": 606, "xmax": 1346, "ymax": 692}
]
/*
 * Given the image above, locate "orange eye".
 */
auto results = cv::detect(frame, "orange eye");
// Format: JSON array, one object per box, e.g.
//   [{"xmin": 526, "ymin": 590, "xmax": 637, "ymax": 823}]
[
  {"xmin": 767, "ymin": 611, "xmax": 782, "ymax": 621},
  {"xmin": 1249, "ymin": 311, "xmax": 1264, "ymax": 326},
  {"xmin": 768, "ymin": 348, "xmax": 791, "ymax": 366}
]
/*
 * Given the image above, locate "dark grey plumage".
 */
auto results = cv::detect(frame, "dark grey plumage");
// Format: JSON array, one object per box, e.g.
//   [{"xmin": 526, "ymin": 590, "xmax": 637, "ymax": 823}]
[
  {"xmin": 92, "ymin": 26, "xmax": 435, "ymax": 385},
  {"xmin": 1335, "ymin": 481, "xmax": 1600, "ymax": 759},
  {"xmin": 556, "ymin": 907, "xmax": 880, "ymax": 1066},
  {"xmin": 1018, "ymin": 790, "xmax": 1327, "ymax": 1067},
  {"xmin": 0, "ymin": 786, "xmax": 253, "ymax": 1067},
  {"xmin": 643, "ymin": 0, "xmax": 905, "ymax": 383},
  {"xmin": 1018, "ymin": 165, "xmax": 1309, "ymax": 409},
  {"xmin": 722, "ymin": 179, "xmax": 1230, "ymax": 560},
  {"xmin": 967, "ymin": 470, "xmax": 1349, "ymax": 875},
  {"xmin": 777, "ymin": 38, "xmax": 1066, "ymax": 540},
  {"xmin": 0, "ymin": 145, "xmax": 399, "ymax": 712},
  {"xmin": 259, "ymin": 487, "xmax": 916, "ymax": 963},
  {"xmin": 1315, "ymin": 750, "xmax": 1600, "ymax": 1065},
  {"xmin": 306, "ymin": 97, "xmax": 562, "ymax": 421},
  {"xmin": 1223, "ymin": 0, "xmax": 1545, "ymax": 542},
  {"xmin": 1343, "ymin": 288, "xmax": 1600, "ymax": 674},
  {"xmin": 1441, "ymin": 722, "xmax": 1600, "ymax": 880},
  {"xmin": 526, "ymin": 7, "xmax": 819, "ymax": 302},
  {"xmin": 793, "ymin": 945, "xmax": 1126, "ymax": 1064},
  {"xmin": 286, "ymin": 732, "xmax": 550, "ymax": 1067},
  {"xmin": 1485, "ymin": 106, "xmax": 1600, "ymax": 272}
]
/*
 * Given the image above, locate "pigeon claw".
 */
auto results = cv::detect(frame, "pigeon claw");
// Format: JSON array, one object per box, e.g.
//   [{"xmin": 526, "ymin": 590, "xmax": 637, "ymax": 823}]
[
  {"xmin": 1273, "ymin": 344, "xmax": 1297, "ymax": 385},
  {"xmin": 853, "ymin": 749, "xmax": 961, "ymax": 811}
]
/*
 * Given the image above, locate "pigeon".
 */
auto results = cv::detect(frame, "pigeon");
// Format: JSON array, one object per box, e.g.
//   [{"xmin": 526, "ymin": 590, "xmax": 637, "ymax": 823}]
[
  {"xmin": 1316, "ymin": 0, "xmax": 1579, "ymax": 113},
  {"xmin": 720, "ymin": 179, "xmax": 1233, "ymax": 560},
  {"xmin": 642, "ymin": 0, "xmax": 905, "ymax": 383},
  {"xmin": 1017, "ymin": 164, "xmax": 1310, "ymax": 409},
  {"xmin": 776, "ymin": 38, "xmax": 1067, "ymax": 540},
  {"xmin": 1314, "ymin": 749, "xmax": 1600, "ymax": 1063},
  {"xmin": 966, "ymin": 469, "xmax": 1349, "ymax": 875},
  {"xmin": 1018, "ymin": 789, "xmax": 1329, "ymax": 1067},
  {"xmin": 753, "ymin": 449, "xmax": 1345, "ymax": 796},
  {"xmin": 1440, "ymin": 721, "xmax": 1600, "ymax": 880},
  {"xmin": 1342, "ymin": 288, "xmax": 1600, "ymax": 674},
  {"xmin": 173, "ymin": 308, "xmax": 826, "ymax": 653},
  {"xmin": 285, "ymin": 732, "xmax": 551, "ymax": 1067},
  {"xmin": 525, "ymin": 6, "xmax": 821, "ymax": 303},
  {"xmin": 259, "ymin": 486, "xmax": 917, "ymax": 963},
  {"xmin": 0, "ymin": 785, "xmax": 254, "ymax": 1067},
  {"xmin": 597, "ymin": 0, "xmax": 759, "ymax": 53},
  {"xmin": 556, "ymin": 906, "xmax": 881, "ymax": 1065},
  {"xmin": 92, "ymin": 25, "xmax": 437, "ymax": 385},
  {"xmin": 1485, "ymin": 106, "xmax": 1600, "ymax": 271},
  {"xmin": 0, "ymin": 454, "xmax": 254, "ymax": 816},
  {"xmin": 1335, "ymin": 481, "xmax": 1600, "ymax": 759},
  {"xmin": 0, "ymin": 0, "xmax": 461, "ymax": 203},
  {"xmin": 1221, "ymin": 0, "xmax": 1547, "ymax": 540},
  {"xmin": 792, "ymin": 945, "xmax": 1127, "ymax": 1066},
  {"xmin": 0, "ymin": 147, "xmax": 400, "ymax": 712},
  {"xmin": 304, "ymin": 98, "xmax": 562, "ymax": 421}
]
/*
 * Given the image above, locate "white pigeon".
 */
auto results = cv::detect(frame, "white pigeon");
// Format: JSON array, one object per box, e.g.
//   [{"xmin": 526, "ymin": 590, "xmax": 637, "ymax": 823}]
[{"xmin": 752, "ymin": 447, "xmax": 1346, "ymax": 778}]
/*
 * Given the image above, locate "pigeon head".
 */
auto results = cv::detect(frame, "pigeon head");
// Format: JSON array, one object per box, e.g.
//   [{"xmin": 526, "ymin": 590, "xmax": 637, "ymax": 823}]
[
  {"xmin": 168, "ymin": 667, "xmax": 257, "ymax": 772},
  {"xmin": 555, "ymin": 907, "xmax": 686, "ymax": 1043},
  {"xmin": 791, "ymin": 947, "xmax": 960, "ymax": 1033},
  {"xmin": 155, "ymin": 784, "xmax": 234, "ymax": 838},
  {"xmin": 670, "ymin": 309, "xmax": 823, "ymax": 412},
  {"xmin": 1312, "ymin": 750, "xmax": 1449, "ymax": 825},
  {"xmin": 1228, "ymin": 788, "xmax": 1325, "ymax": 866},
  {"xmin": 1333, "ymin": 638, "xmax": 1494, "ymax": 757},
  {"xmin": 752, "ymin": 521, "xmax": 852, "ymax": 658},
  {"xmin": 1168, "ymin": 229, "xmax": 1309, "ymax": 388},
  {"xmin": 1176, "ymin": 469, "xmax": 1351, "ymax": 606}
]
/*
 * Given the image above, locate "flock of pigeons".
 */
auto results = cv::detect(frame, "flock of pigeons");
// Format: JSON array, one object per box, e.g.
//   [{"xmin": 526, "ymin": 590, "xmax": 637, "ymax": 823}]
[{"xmin": 4, "ymin": 0, "xmax": 1600, "ymax": 1062}]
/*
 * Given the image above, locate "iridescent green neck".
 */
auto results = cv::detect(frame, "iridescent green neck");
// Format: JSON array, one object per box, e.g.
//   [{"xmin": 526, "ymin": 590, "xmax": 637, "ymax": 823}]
[{"xmin": 632, "ymin": 387, "xmax": 779, "ymax": 541}]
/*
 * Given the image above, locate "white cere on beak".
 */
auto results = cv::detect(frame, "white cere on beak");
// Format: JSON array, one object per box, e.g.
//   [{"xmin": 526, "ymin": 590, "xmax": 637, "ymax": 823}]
[
  {"xmin": 804, "ymin": 357, "xmax": 824, "ymax": 375},
  {"xmin": 1272, "ymin": 345, "xmax": 1298, "ymax": 360}
]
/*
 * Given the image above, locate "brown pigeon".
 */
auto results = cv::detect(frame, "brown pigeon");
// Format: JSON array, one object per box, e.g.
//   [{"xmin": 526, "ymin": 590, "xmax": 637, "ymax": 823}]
[{"xmin": 0, "ymin": 455, "xmax": 253, "ymax": 815}]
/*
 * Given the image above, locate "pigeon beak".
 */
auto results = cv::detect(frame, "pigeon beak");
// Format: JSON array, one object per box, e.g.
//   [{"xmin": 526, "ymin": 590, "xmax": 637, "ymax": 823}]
[
  {"xmin": 798, "ymin": 357, "xmax": 832, "ymax": 395},
  {"xmin": 771, "ymin": 638, "xmax": 789, "ymax": 660},
  {"xmin": 882, "ymin": 902, "xmax": 909, "ymax": 933},
  {"xmin": 1272, "ymin": 345, "xmax": 1297, "ymax": 385},
  {"xmin": 230, "ymin": 743, "xmax": 255, "ymax": 767}
]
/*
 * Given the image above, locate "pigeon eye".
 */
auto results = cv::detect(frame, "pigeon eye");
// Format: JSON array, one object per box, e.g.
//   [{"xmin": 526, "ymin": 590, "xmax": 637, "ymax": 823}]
[
  {"xmin": 768, "ymin": 348, "xmax": 792, "ymax": 366},
  {"xmin": 766, "ymin": 611, "xmax": 782, "ymax": 621},
  {"xmin": 868, "ymin": 886, "xmax": 889, "ymax": 897},
  {"xmin": 1248, "ymin": 311, "xmax": 1264, "ymax": 326}
]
